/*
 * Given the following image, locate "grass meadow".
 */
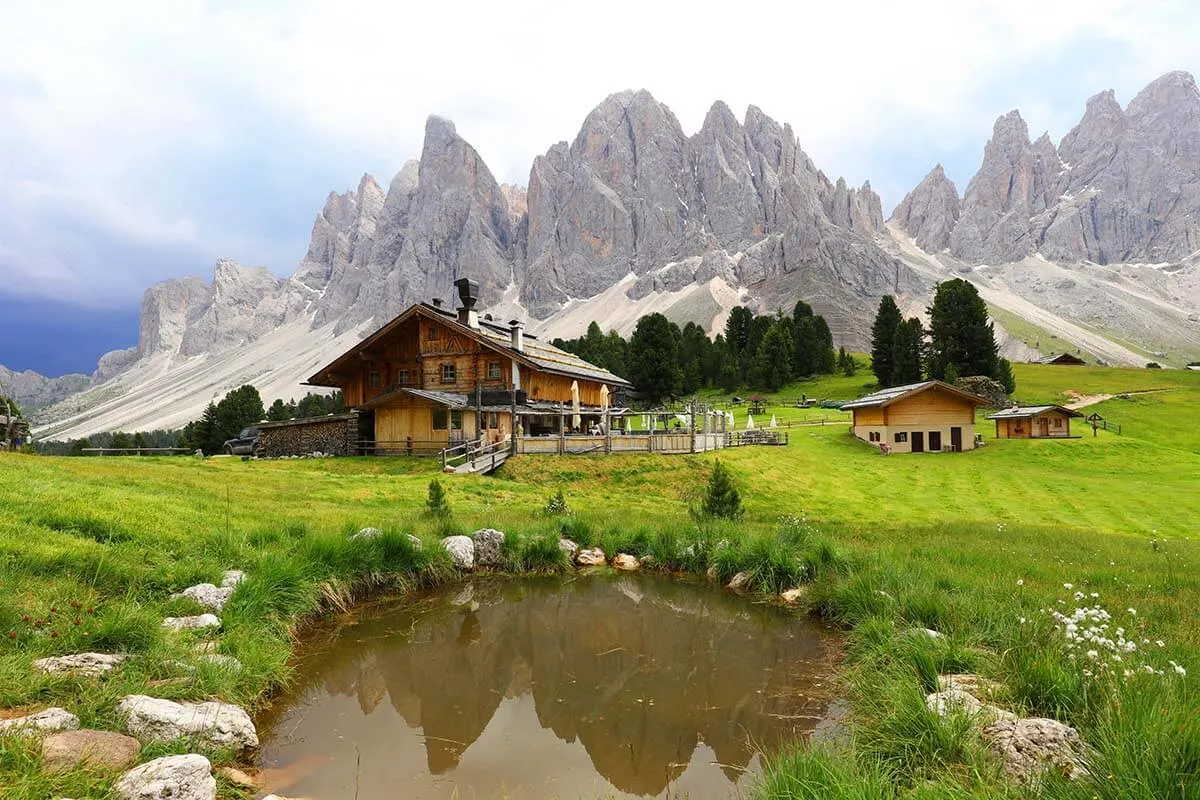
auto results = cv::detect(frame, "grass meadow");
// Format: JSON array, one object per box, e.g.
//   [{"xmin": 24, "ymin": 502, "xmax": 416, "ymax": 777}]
[{"xmin": 0, "ymin": 363, "xmax": 1196, "ymax": 798}]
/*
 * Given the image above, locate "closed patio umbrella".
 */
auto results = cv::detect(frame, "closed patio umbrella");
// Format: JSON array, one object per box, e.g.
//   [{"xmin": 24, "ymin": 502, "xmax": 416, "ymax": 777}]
[
  {"xmin": 571, "ymin": 380, "xmax": 581, "ymax": 431},
  {"xmin": 746, "ymin": 414, "xmax": 755, "ymax": 430},
  {"xmin": 770, "ymin": 414, "xmax": 778, "ymax": 428}
]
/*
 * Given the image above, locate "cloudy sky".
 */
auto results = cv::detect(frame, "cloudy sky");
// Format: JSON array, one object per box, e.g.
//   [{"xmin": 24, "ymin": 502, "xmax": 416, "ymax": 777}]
[{"xmin": 1, "ymin": 0, "xmax": 1197, "ymax": 374}]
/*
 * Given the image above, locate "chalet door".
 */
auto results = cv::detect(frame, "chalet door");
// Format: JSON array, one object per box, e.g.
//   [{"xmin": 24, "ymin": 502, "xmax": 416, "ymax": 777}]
[
  {"xmin": 1038, "ymin": 418, "xmax": 1050, "ymax": 437},
  {"xmin": 912, "ymin": 431, "xmax": 925, "ymax": 453},
  {"xmin": 929, "ymin": 431, "xmax": 942, "ymax": 451},
  {"xmin": 950, "ymin": 426, "xmax": 962, "ymax": 452}
]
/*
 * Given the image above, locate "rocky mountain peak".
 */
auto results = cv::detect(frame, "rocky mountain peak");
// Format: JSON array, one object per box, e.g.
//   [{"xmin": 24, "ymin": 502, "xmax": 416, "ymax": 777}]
[{"xmin": 890, "ymin": 163, "xmax": 961, "ymax": 252}]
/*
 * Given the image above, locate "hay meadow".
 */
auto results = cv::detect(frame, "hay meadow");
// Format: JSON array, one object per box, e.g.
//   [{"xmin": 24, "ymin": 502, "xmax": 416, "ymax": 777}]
[{"xmin": 0, "ymin": 363, "xmax": 1197, "ymax": 798}]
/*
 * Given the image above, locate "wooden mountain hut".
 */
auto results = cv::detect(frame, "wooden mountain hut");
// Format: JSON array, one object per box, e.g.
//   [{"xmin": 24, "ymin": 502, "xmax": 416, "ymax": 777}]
[
  {"xmin": 842, "ymin": 380, "xmax": 988, "ymax": 453},
  {"xmin": 986, "ymin": 406, "xmax": 1082, "ymax": 439},
  {"xmin": 305, "ymin": 279, "xmax": 632, "ymax": 455}
]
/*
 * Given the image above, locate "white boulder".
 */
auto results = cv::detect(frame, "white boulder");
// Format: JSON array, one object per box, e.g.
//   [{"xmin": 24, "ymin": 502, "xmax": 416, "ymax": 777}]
[
  {"xmin": 172, "ymin": 584, "xmax": 234, "ymax": 612},
  {"xmin": 220, "ymin": 570, "xmax": 246, "ymax": 588},
  {"xmin": 612, "ymin": 553, "xmax": 641, "ymax": 571},
  {"xmin": 471, "ymin": 528, "xmax": 506, "ymax": 567},
  {"xmin": 558, "ymin": 539, "xmax": 579, "ymax": 560},
  {"xmin": 162, "ymin": 614, "xmax": 220, "ymax": 631},
  {"xmin": 115, "ymin": 754, "xmax": 216, "ymax": 800},
  {"xmin": 442, "ymin": 535, "xmax": 475, "ymax": 569},
  {"xmin": 117, "ymin": 695, "xmax": 258, "ymax": 750},
  {"xmin": 982, "ymin": 717, "xmax": 1088, "ymax": 782},
  {"xmin": 726, "ymin": 571, "xmax": 751, "ymax": 591},
  {"xmin": 0, "ymin": 707, "xmax": 79, "ymax": 735},
  {"xmin": 33, "ymin": 652, "xmax": 126, "ymax": 677},
  {"xmin": 576, "ymin": 547, "xmax": 606, "ymax": 566}
]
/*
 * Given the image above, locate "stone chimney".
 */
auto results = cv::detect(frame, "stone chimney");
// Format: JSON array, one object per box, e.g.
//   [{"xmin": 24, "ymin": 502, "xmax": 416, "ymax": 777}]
[
  {"xmin": 454, "ymin": 277, "xmax": 480, "ymax": 329},
  {"xmin": 509, "ymin": 319, "xmax": 524, "ymax": 352}
]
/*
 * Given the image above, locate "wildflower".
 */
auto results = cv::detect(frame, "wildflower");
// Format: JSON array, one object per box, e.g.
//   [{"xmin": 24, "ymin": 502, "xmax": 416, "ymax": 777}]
[
  {"xmin": 1074, "ymin": 591, "xmax": 1085, "ymax": 601},
  {"xmin": 1064, "ymin": 583, "xmax": 1074, "ymax": 589},
  {"xmin": 1173, "ymin": 664, "xmax": 1186, "ymax": 677},
  {"xmin": 1112, "ymin": 654, "xmax": 1122, "ymax": 662},
  {"xmin": 1016, "ymin": 579, "xmax": 1024, "ymax": 586},
  {"xmin": 1086, "ymin": 650, "xmax": 1099, "ymax": 660},
  {"xmin": 1143, "ymin": 665, "xmax": 1156, "ymax": 674},
  {"xmin": 1123, "ymin": 669, "xmax": 1133, "ymax": 677},
  {"xmin": 1089, "ymin": 592, "xmax": 1099, "ymax": 598},
  {"xmin": 1019, "ymin": 617, "xmax": 1027, "ymax": 624},
  {"xmin": 1156, "ymin": 640, "xmax": 1165, "ymax": 648},
  {"xmin": 1127, "ymin": 608, "xmax": 1137, "ymax": 615}
]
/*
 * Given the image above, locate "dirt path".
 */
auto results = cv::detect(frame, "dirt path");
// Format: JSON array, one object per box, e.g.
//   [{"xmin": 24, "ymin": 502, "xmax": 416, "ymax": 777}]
[{"xmin": 1063, "ymin": 388, "xmax": 1174, "ymax": 410}]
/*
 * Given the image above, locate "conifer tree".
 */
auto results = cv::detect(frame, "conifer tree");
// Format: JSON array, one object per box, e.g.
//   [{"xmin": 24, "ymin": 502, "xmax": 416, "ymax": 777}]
[
  {"xmin": 927, "ymin": 279, "xmax": 999, "ymax": 381},
  {"xmin": 629, "ymin": 313, "xmax": 682, "ymax": 405},
  {"xmin": 891, "ymin": 318, "xmax": 925, "ymax": 385},
  {"xmin": 870, "ymin": 295, "xmax": 903, "ymax": 387},
  {"xmin": 700, "ymin": 460, "xmax": 742, "ymax": 520}
]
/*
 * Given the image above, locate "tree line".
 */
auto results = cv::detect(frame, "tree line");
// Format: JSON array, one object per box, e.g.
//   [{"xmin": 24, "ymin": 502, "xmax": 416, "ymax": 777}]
[
  {"xmin": 552, "ymin": 300, "xmax": 843, "ymax": 405},
  {"xmin": 38, "ymin": 388, "xmax": 343, "ymax": 455},
  {"xmin": 870, "ymin": 278, "xmax": 1015, "ymax": 392}
]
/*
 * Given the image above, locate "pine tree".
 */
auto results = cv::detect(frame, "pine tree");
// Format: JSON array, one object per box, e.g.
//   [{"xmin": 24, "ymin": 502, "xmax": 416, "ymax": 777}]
[
  {"xmin": 838, "ymin": 347, "xmax": 857, "ymax": 376},
  {"xmin": 996, "ymin": 357, "xmax": 1016, "ymax": 393},
  {"xmin": 870, "ymin": 295, "xmax": 903, "ymax": 387},
  {"xmin": 629, "ymin": 313, "xmax": 682, "ymax": 405},
  {"xmin": 891, "ymin": 318, "xmax": 925, "ymax": 385},
  {"xmin": 812, "ymin": 316, "xmax": 836, "ymax": 373},
  {"xmin": 927, "ymin": 279, "xmax": 999, "ymax": 381},
  {"xmin": 266, "ymin": 398, "xmax": 292, "ymax": 421},
  {"xmin": 750, "ymin": 321, "xmax": 794, "ymax": 391},
  {"xmin": 426, "ymin": 478, "xmax": 450, "ymax": 517},
  {"xmin": 700, "ymin": 460, "xmax": 742, "ymax": 520}
]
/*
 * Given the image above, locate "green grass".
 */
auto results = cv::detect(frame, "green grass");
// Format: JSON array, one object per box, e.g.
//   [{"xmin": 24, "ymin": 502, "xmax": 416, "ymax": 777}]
[{"xmin": 1, "ymin": 362, "xmax": 1197, "ymax": 798}]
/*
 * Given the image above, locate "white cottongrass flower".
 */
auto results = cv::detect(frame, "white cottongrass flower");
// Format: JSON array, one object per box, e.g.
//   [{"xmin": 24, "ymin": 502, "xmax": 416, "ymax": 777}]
[
  {"xmin": 1127, "ymin": 608, "xmax": 1137, "ymax": 615},
  {"xmin": 1156, "ymin": 640, "xmax": 1165, "ymax": 648},
  {"xmin": 1086, "ymin": 650, "xmax": 1099, "ymax": 660},
  {"xmin": 1089, "ymin": 592, "xmax": 1099, "ymax": 598},
  {"xmin": 1016, "ymin": 579, "xmax": 1024, "ymax": 586},
  {"xmin": 1169, "ymin": 661, "xmax": 1187, "ymax": 677},
  {"xmin": 1063, "ymin": 583, "xmax": 1074, "ymax": 589}
]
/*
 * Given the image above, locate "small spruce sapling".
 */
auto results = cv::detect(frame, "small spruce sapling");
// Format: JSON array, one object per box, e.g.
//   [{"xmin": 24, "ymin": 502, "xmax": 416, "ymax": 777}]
[
  {"xmin": 426, "ymin": 478, "xmax": 450, "ymax": 517},
  {"xmin": 544, "ymin": 489, "xmax": 572, "ymax": 517},
  {"xmin": 700, "ymin": 460, "xmax": 743, "ymax": 520}
]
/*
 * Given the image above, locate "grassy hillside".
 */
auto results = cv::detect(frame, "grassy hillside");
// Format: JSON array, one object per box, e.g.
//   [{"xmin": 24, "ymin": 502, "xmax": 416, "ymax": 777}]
[{"xmin": 0, "ymin": 363, "xmax": 1196, "ymax": 798}]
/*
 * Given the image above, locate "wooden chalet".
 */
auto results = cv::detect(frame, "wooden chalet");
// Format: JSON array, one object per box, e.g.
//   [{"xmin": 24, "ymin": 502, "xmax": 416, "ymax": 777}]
[
  {"xmin": 1035, "ymin": 353, "xmax": 1086, "ymax": 366},
  {"xmin": 842, "ymin": 380, "xmax": 987, "ymax": 453},
  {"xmin": 306, "ymin": 279, "xmax": 632, "ymax": 455},
  {"xmin": 986, "ymin": 405, "xmax": 1082, "ymax": 439}
]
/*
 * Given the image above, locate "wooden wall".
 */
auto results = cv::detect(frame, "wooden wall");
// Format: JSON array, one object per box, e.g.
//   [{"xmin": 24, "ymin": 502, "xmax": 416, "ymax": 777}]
[
  {"xmin": 335, "ymin": 311, "xmax": 616, "ymax": 410},
  {"xmin": 522, "ymin": 369, "xmax": 608, "ymax": 405},
  {"xmin": 887, "ymin": 390, "xmax": 976, "ymax": 426}
]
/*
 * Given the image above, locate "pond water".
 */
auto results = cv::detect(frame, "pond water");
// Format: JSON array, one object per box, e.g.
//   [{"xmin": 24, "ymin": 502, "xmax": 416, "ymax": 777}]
[{"xmin": 255, "ymin": 574, "xmax": 836, "ymax": 799}]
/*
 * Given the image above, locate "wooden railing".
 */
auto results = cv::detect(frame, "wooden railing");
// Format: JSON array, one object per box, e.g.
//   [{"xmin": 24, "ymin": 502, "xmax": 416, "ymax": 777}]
[
  {"xmin": 725, "ymin": 430, "xmax": 789, "ymax": 447},
  {"xmin": 81, "ymin": 448, "xmax": 192, "ymax": 456}
]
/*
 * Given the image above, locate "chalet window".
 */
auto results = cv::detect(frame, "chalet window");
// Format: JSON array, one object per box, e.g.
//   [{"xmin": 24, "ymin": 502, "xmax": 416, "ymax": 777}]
[
  {"xmin": 1054, "ymin": 418, "xmax": 1063, "ymax": 428},
  {"xmin": 432, "ymin": 408, "xmax": 448, "ymax": 430},
  {"xmin": 398, "ymin": 370, "xmax": 411, "ymax": 386},
  {"xmin": 868, "ymin": 431, "xmax": 881, "ymax": 442},
  {"xmin": 450, "ymin": 410, "xmax": 463, "ymax": 431},
  {"xmin": 441, "ymin": 363, "xmax": 456, "ymax": 383},
  {"xmin": 368, "ymin": 370, "xmax": 381, "ymax": 388},
  {"xmin": 486, "ymin": 411, "xmax": 499, "ymax": 429},
  {"xmin": 427, "ymin": 325, "xmax": 440, "ymax": 341},
  {"xmin": 894, "ymin": 432, "xmax": 908, "ymax": 443},
  {"xmin": 487, "ymin": 361, "xmax": 502, "ymax": 380}
]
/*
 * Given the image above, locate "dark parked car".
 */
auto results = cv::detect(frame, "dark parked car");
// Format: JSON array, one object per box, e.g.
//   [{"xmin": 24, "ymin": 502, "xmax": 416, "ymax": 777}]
[{"xmin": 222, "ymin": 427, "xmax": 261, "ymax": 456}]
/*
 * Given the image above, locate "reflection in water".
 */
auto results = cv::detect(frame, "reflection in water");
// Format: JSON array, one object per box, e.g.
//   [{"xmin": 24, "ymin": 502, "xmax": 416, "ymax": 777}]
[{"xmin": 256, "ymin": 574, "xmax": 834, "ymax": 799}]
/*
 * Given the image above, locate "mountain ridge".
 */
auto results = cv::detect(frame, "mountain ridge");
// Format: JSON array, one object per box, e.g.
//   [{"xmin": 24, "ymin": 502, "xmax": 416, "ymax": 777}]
[{"xmin": 30, "ymin": 73, "xmax": 1200, "ymax": 439}]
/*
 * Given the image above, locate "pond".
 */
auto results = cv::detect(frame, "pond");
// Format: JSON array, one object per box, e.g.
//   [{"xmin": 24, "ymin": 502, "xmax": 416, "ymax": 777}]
[{"xmin": 255, "ymin": 574, "xmax": 837, "ymax": 799}]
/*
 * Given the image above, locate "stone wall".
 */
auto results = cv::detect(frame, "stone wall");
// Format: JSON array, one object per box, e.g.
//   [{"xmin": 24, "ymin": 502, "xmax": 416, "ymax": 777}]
[{"xmin": 259, "ymin": 414, "xmax": 358, "ymax": 457}]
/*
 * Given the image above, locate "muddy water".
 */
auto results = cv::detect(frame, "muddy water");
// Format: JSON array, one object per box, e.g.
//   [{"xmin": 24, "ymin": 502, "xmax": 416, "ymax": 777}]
[{"xmin": 256, "ymin": 574, "xmax": 836, "ymax": 799}]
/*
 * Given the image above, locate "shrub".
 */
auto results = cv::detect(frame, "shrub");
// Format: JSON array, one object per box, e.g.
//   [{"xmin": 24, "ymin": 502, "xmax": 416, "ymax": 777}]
[
  {"xmin": 698, "ymin": 460, "xmax": 742, "ymax": 520},
  {"xmin": 544, "ymin": 489, "xmax": 572, "ymax": 517},
  {"xmin": 425, "ymin": 478, "xmax": 450, "ymax": 517}
]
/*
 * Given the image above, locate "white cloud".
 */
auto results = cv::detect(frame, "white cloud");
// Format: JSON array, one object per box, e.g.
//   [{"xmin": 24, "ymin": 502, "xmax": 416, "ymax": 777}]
[{"xmin": 0, "ymin": 0, "xmax": 1197, "ymax": 305}]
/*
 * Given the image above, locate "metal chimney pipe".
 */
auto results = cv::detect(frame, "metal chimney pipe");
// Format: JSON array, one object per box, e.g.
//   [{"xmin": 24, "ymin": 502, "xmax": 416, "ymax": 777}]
[{"xmin": 509, "ymin": 319, "xmax": 524, "ymax": 353}]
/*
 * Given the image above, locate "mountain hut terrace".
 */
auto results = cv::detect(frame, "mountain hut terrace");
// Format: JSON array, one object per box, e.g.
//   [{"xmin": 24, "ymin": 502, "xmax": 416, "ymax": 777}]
[{"xmin": 298, "ymin": 279, "xmax": 728, "ymax": 470}]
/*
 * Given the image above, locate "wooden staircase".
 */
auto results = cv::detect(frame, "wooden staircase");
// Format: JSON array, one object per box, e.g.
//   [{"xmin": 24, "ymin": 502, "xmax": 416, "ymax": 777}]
[{"xmin": 441, "ymin": 438, "xmax": 511, "ymax": 475}]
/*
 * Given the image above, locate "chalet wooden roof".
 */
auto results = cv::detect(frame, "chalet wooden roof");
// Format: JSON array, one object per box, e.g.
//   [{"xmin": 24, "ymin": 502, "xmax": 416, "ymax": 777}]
[
  {"xmin": 306, "ymin": 302, "xmax": 631, "ymax": 389},
  {"xmin": 841, "ymin": 380, "xmax": 989, "ymax": 410},
  {"xmin": 1035, "ymin": 353, "xmax": 1086, "ymax": 365},
  {"xmin": 985, "ymin": 405, "xmax": 1083, "ymax": 420}
]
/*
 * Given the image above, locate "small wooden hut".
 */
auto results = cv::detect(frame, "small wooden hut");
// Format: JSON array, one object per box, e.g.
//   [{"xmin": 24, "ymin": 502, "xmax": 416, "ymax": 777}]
[{"xmin": 986, "ymin": 406, "xmax": 1082, "ymax": 438}]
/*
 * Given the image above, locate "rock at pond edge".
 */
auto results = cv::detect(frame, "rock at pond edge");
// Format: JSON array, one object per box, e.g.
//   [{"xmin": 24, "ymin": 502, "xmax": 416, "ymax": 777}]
[
  {"xmin": 117, "ymin": 695, "xmax": 258, "ymax": 750},
  {"xmin": 442, "ymin": 535, "xmax": 475, "ymax": 569},
  {"xmin": 42, "ymin": 729, "xmax": 141, "ymax": 773},
  {"xmin": 33, "ymin": 652, "xmax": 126, "ymax": 677},
  {"xmin": 612, "ymin": 553, "xmax": 641, "ymax": 571},
  {"xmin": 575, "ymin": 547, "xmax": 606, "ymax": 567},
  {"xmin": 472, "ymin": 528, "xmax": 506, "ymax": 567},
  {"xmin": 115, "ymin": 753, "xmax": 215, "ymax": 800},
  {"xmin": 0, "ymin": 707, "xmax": 79, "ymax": 735}
]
